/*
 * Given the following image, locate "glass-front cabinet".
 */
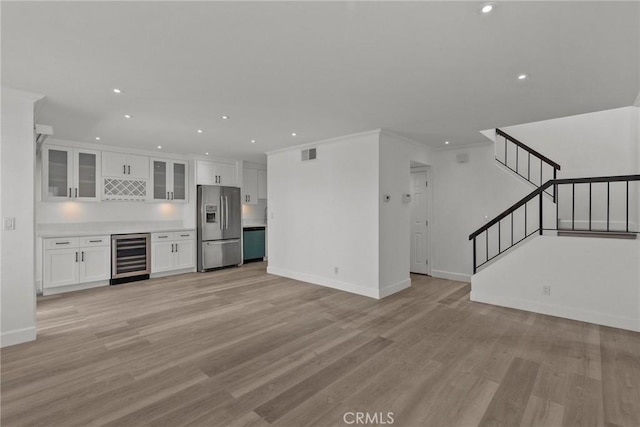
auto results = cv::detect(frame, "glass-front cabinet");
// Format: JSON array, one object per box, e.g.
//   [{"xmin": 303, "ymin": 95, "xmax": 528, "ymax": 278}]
[
  {"xmin": 150, "ymin": 158, "xmax": 188, "ymax": 202},
  {"xmin": 43, "ymin": 145, "xmax": 100, "ymax": 202}
]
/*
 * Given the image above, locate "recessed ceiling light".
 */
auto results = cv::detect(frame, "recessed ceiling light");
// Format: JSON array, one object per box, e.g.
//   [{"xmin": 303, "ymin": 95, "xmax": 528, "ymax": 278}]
[
  {"xmin": 481, "ymin": 3, "xmax": 494, "ymax": 14},
  {"xmin": 518, "ymin": 74, "xmax": 528, "ymax": 80},
  {"xmin": 113, "ymin": 88, "xmax": 121, "ymax": 94},
  {"xmin": 157, "ymin": 145, "xmax": 162, "ymax": 149},
  {"xmin": 197, "ymin": 129, "xmax": 203, "ymax": 133},
  {"xmin": 124, "ymin": 114, "xmax": 132, "ymax": 119},
  {"xmin": 205, "ymin": 152, "xmax": 209, "ymax": 155},
  {"xmin": 291, "ymin": 132, "xmax": 297, "ymax": 136},
  {"xmin": 221, "ymin": 115, "xmax": 229, "ymax": 120},
  {"xmin": 251, "ymin": 139, "xmax": 256, "ymax": 143},
  {"xmin": 445, "ymin": 141, "xmax": 450, "ymax": 145},
  {"xmin": 95, "ymin": 137, "xmax": 101, "ymax": 141}
]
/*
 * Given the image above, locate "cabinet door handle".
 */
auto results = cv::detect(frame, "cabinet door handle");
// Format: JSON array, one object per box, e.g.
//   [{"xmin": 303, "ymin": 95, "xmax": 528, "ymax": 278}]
[
  {"xmin": 128, "ymin": 165, "xmax": 131, "ymax": 175},
  {"xmin": 175, "ymin": 244, "xmax": 178, "ymax": 253},
  {"xmin": 55, "ymin": 241, "xmax": 70, "ymax": 245},
  {"xmin": 75, "ymin": 188, "xmax": 78, "ymax": 198},
  {"xmin": 75, "ymin": 252, "xmax": 78, "ymax": 262},
  {"xmin": 68, "ymin": 188, "xmax": 72, "ymax": 198},
  {"xmin": 171, "ymin": 191, "xmax": 174, "ymax": 200},
  {"xmin": 89, "ymin": 240, "xmax": 102, "ymax": 243},
  {"xmin": 180, "ymin": 234, "xmax": 189, "ymax": 237},
  {"xmin": 167, "ymin": 191, "xmax": 170, "ymax": 200},
  {"xmin": 81, "ymin": 251, "xmax": 84, "ymax": 262},
  {"xmin": 123, "ymin": 164, "xmax": 126, "ymax": 174},
  {"xmin": 171, "ymin": 243, "xmax": 174, "ymax": 253},
  {"xmin": 158, "ymin": 235, "xmax": 168, "ymax": 239}
]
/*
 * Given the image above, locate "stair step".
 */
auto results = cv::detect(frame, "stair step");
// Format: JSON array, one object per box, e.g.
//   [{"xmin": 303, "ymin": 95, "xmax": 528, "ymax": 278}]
[{"xmin": 557, "ymin": 230, "xmax": 638, "ymax": 239}]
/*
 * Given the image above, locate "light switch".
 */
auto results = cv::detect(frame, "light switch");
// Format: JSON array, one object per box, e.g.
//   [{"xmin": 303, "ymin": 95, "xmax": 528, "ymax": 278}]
[{"xmin": 3, "ymin": 217, "xmax": 15, "ymax": 230}]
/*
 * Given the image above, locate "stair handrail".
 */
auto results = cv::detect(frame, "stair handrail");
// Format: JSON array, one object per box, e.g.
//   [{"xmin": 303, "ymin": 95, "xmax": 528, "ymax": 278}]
[
  {"xmin": 496, "ymin": 128, "xmax": 561, "ymax": 171},
  {"xmin": 469, "ymin": 174, "xmax": 640, "ymax": 274}
]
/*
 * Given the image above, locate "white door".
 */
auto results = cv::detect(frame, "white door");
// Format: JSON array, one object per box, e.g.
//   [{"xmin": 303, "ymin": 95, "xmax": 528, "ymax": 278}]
[
  {"xmin": 196, "ymin": 160, "xmax": 217, "ymax": 185},
  {"xmin": 44, "ymin": 248, "xmax": 79, "ymax": 288},
  {"xmin": 410, "ymin": 171, "xmax": 429, "ymax": 275},
  {"xmin": 102, "ymin": 152, "xmax": 128, "ymax": 177},
  {"xmin": 126, "ymin": 154, "xmax": 150, "ymax": 179},
  {"xmin": 151, "ymin": 241, "xmax": 175, "ymax": 273},
  {"xmin": 79, "ymin": 246, "xmax": 110, "ymax": 282},
  {"xmin": 171, "ymin": 161, "xmax": 188, "ymax": 202},
  {"xmin": 175, "ymin": 241, "xmax": 194, "ymax": 269}
]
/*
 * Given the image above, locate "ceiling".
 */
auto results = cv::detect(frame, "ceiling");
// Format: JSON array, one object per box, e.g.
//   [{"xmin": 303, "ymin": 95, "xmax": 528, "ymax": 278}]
[{"xmin": 2, "ymin": 1, "xmax": 638, "ymax": 163}]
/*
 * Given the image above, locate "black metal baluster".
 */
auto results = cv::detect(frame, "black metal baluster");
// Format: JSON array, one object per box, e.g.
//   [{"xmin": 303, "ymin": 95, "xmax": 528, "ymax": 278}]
[
  {"xmin": 607, "ymin": 182, "xmax": 610, "ymax": 231},
  {"xmin": 516, "ymin": 145, "xmax": 519, "ymax": 174},
  {"xmin": 524, "ymin": 201, "xmax": 527, "ymax": 236},
  {"xmin": 505, "ymin": 136, "xmax": 508, "ymax": 165},
  {"xmin": 540, "ymin": 160, "xmax": 543, "ymax": 186},
  {"xmin": 486, "ymin": 230, "xmax": 489, "ymax": 263},
  {"xmin": 572, "ymin": 183, "xmax": 575, "ymax": 230},
  {"xmin": 553, "ymin": 169, "xmax": 557, "ymax": 202},
  {"xmin": 528, "ymin": 152, "xmax": 531, "ymax": 181},
  {"xmin": 511, "ymin": 212, "xmax": 514, "ymax": 245},
  {"xmin": 498, "ymin": 221, "xmax": 501, "ymax": 254},
  {"xmin": 589, "ymin": 183, "xmax": 592, "ymax": 231},
  {"xmin": 539, "ymin": 192, "xmax": 543, "ymax": 235},
  {"xmin": 626, "ymin": 181, "xmax": 629, "ymax": 232},
  {"xmin": 556, "ymin": 184, "xmax": 559, "ymax": 229}
]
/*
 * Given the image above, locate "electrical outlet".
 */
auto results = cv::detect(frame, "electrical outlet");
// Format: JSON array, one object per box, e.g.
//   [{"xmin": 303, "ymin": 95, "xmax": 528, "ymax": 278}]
[
  {"xmin": 334, "ymin": 266, "xmax": 339, "ymax": 275},
  {"xmin": 542, "ymin": 285, "xmax": 551, "ymax": 296},
  {"xmin": 3, "ymin": 217, "xmax": 15, "ymax": 230}
]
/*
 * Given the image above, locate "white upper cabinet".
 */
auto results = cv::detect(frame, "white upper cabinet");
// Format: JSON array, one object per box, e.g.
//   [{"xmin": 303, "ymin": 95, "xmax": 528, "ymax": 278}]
[
  {"xmin": 196, "ymin": 160, "xmax": 238, "ymax": 186},
  {"xmin": 150, "ymin": 158, "xmax": 188, "ymax": 202},
  {"xmin": 258, "ymin": 169, "xmax": 268, "ymax": 199},
  {"xmin": 102, "ymin": 152, "xmax": 149, "ymax": 179},
  {"xmin": 242, "ymin": 165, "xmax": 267, "ymax": 204},
  {"xmin": 43, "ymin": 145, "xmax": 100, "ymax": 202},
  {"xmin": 243, "ymin": 167, "xmax": 259, "ymax": 204}
]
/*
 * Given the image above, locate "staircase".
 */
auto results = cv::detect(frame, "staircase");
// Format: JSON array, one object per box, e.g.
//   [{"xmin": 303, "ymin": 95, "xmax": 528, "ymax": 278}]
[{"xmin": 469, "ymin": 129, "xmax": 640, "ymax": 274}]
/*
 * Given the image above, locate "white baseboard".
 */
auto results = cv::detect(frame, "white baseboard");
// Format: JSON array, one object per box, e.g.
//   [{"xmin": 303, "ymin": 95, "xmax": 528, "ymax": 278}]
[
  {"xmin": 379, "ymin": 278, "xmax": 411, "ymax": 298},
  {"xmin": 267, "ymin": 266, "xmax": 379, "ymax": 299},
  {"xmin": 1, "ymin": 326, "xmax": 36, "ymax": 348},
  {"xmin": 471, "ymin": 291, "xmax": 640, "ymax": 332},
  {"xmin": 43, "ymin": 280, "xmax": 109, "ymax": 296},
  {"xmin": 150, "ymin": 267, "xmax": 196, "ymax": 279},
  {"xmin": 431, "ymin": 270, "xmax": 471, "ymax": 283}
]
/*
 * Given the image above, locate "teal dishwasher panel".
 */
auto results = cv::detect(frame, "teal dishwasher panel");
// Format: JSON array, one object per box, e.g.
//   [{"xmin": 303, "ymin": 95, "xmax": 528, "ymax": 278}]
[{"xmin": 243, "ymin": 228, "xmax": 265, "ymax": 261}]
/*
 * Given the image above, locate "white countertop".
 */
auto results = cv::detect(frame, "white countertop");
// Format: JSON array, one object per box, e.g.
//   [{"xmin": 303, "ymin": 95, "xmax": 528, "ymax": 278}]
[{"xmin": 38, "ymin": 221, "xmax": 195, "ymax": 238}]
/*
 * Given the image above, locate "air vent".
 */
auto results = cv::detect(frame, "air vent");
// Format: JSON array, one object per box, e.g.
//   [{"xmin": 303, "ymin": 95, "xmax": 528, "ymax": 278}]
[{"xmin": 301, "ymin": 148, "xmax": 317, "ymax": 161}]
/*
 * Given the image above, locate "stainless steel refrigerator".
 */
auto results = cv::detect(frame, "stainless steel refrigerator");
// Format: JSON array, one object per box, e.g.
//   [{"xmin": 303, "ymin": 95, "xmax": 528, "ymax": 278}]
[{"xmin": 197, "ymin": 185, "xmax": 242, "ymax": 271}]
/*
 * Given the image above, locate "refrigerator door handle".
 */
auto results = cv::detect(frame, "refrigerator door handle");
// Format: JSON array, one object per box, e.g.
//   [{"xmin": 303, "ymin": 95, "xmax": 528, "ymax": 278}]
[
  {"xmin": 220, "ymin": 195, "xmax": 224, "ymax": 230},
  {"xmin": 225, "ymin": 196, "xmax": 229, "ymax": 229}
]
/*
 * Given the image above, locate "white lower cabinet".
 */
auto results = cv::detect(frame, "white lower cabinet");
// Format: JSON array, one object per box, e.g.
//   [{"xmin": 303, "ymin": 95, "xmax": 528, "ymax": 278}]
[
  {"xmin": 43, "ymin": 236, "xmax": 110, "ymax": 294},
  {"xmin": 151, "ymin": 231, "xmax": 195, "ymax": 274}
]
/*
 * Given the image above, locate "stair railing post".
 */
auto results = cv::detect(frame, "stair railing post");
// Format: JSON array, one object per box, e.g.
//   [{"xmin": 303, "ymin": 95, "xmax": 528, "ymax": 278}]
[{"xmin": 472, "ymin": 237, "xmax": 477, "ymax": 274}]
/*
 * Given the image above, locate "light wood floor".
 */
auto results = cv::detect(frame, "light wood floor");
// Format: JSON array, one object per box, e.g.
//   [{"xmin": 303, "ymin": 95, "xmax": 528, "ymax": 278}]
[{"xmin": 2, "ymin": 262, "xmax": 639, "ymax": 426}]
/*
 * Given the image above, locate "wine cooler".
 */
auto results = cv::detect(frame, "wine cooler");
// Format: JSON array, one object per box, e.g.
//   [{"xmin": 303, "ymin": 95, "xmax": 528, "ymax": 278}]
[{"xmin": 111, "ymin": 233, "xmax": 151, "ymax": 284}]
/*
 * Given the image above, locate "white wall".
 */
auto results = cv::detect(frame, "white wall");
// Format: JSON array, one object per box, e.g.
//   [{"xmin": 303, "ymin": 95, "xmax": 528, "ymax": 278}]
[
  {"xmin": 431, "ymin": 143, "xmax": 533, "ymax": 281},
  {"xmin": 1, "ymin": 88, "xmax": 42, "ymax": 347},
  {"xmin": 267, "ymin": 131, "xmax": 381, "ymax": 298},
  {"xmin": 472, "ymin": 236, "xmax": 640, "ymax": 332},
  {"xmin": 378, "ymin": 131, "xmax": 433, "ymax": 296}
]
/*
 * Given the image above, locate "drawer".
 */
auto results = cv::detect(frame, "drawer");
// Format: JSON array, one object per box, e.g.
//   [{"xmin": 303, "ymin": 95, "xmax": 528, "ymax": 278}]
[
  {"xmin": 174, "ymin": 231, "xmax": 195, "ymax": 241},
  {"xmin": 45, "ymin": 237, "xmax": 79, "ymax": 250},
  {"xmin": 80, "ymin": 235, "xmax": 110, "ymax": 247},
  {"xmin": 152, "ymin": 232, "xmax": 176, "ymax": 241}
]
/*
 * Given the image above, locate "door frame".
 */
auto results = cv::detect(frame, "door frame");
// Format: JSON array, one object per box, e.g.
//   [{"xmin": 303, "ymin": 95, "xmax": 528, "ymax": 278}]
[{"xmin": 410, "ymin": 165, "xmax": 432, "ymax": 276}]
